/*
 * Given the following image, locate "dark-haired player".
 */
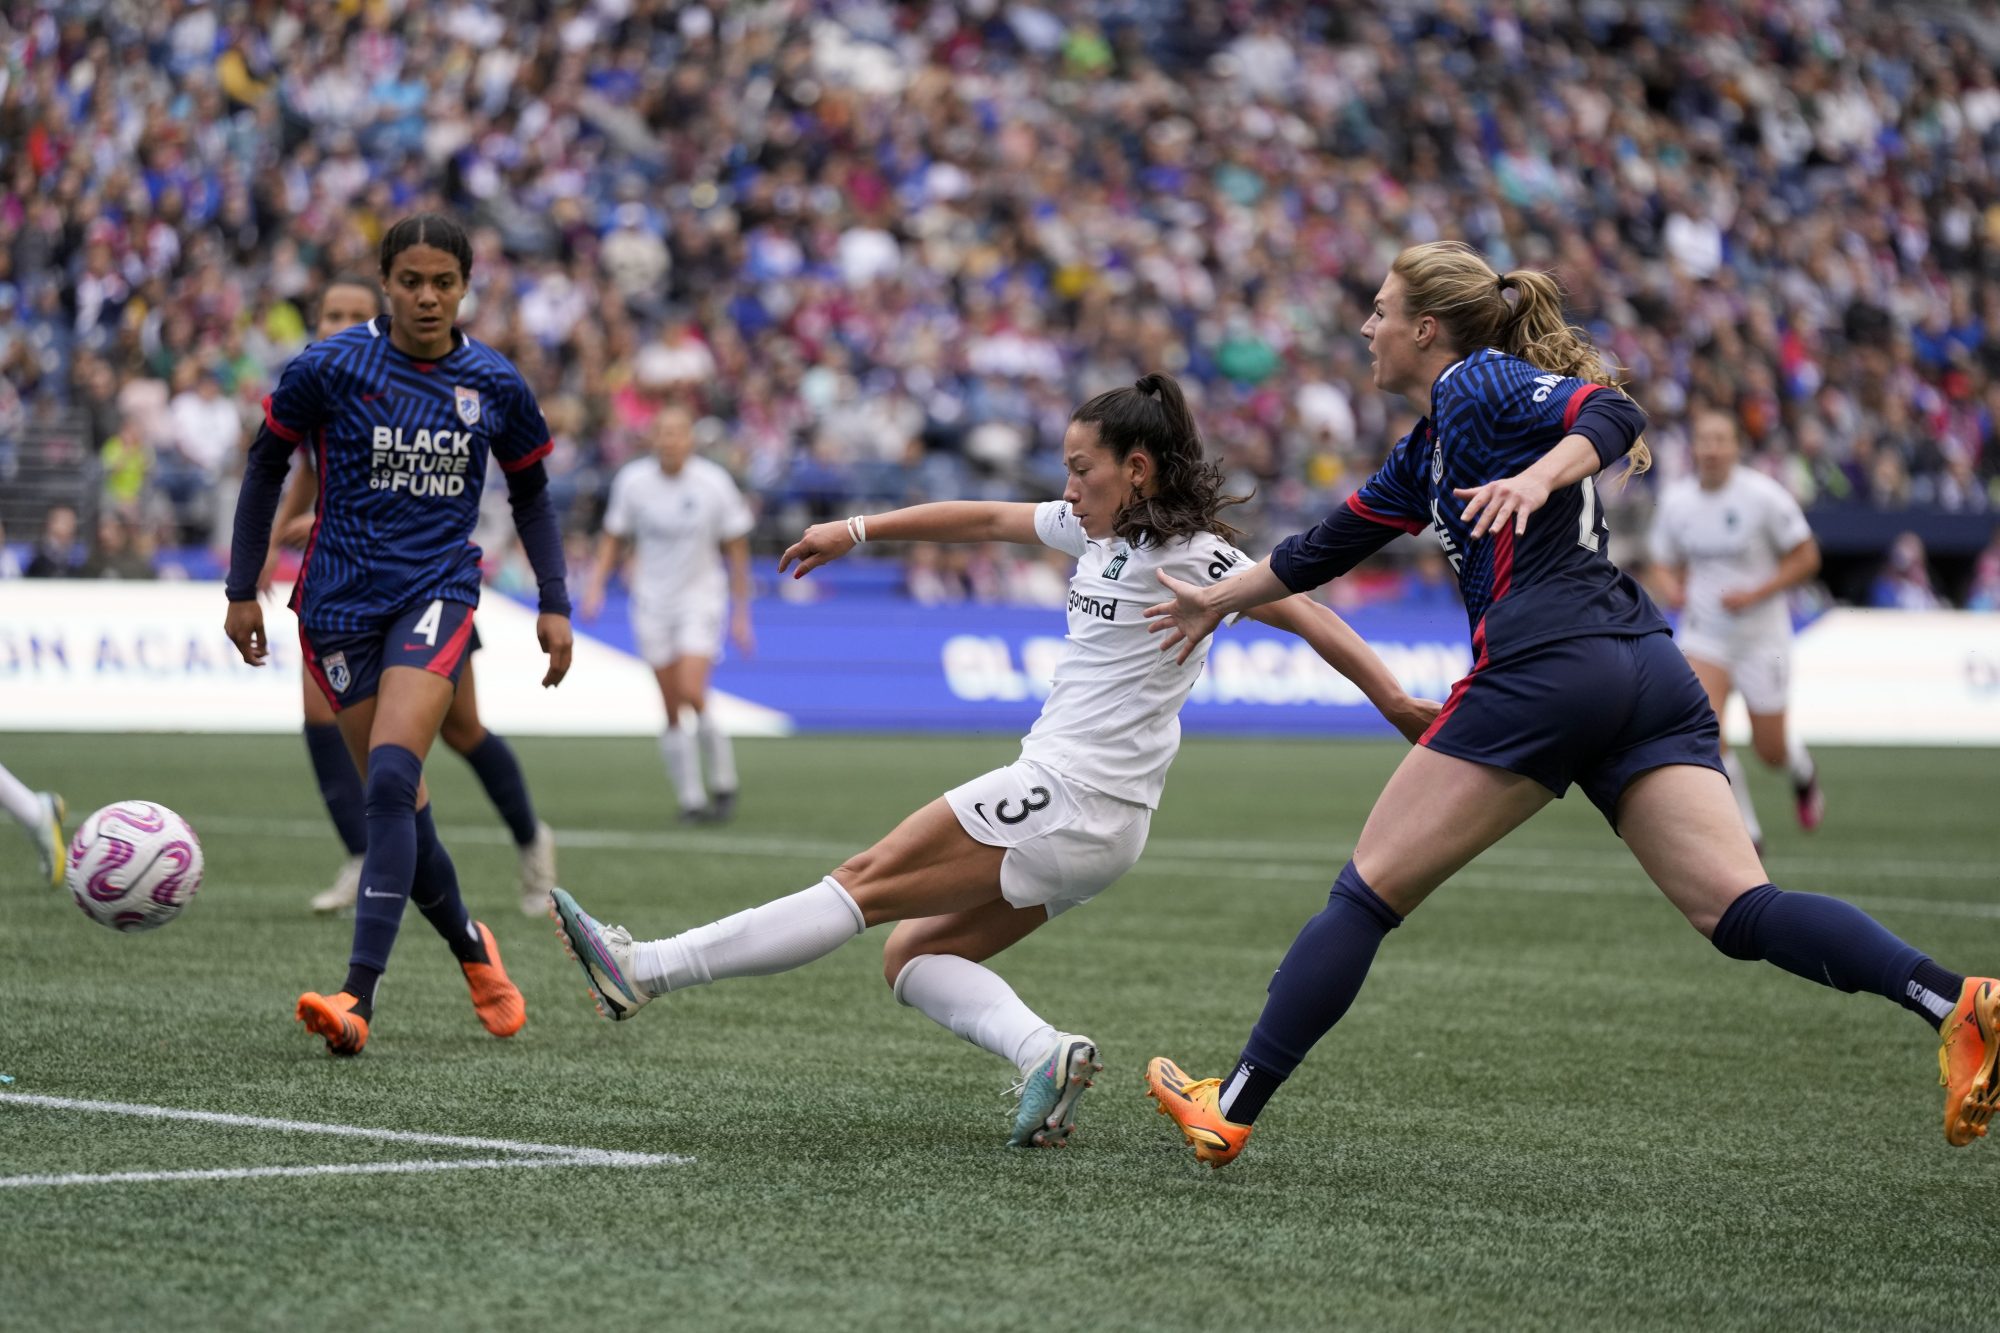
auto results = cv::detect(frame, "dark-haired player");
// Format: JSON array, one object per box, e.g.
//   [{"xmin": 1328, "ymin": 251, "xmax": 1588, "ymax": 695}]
[
  {"xmin": 1143, "ymin": 241, "xmax": 1998, "ymax": 1166},
  {"xmin": 267, "ymin": 276, "xmax": 558, "ymax": 916},
  {"xmin": 549, "ymin": 373, "xmax": 1438, "ymax": 1148},
  {"xmin": 225, "ymin": 214, "xmax": 574, "ymax": 1057}
]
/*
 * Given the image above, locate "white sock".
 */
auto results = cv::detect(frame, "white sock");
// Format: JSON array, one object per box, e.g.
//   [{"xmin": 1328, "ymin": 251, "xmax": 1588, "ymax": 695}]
[
  {"xmin": 894, "ymin": 953, "xmax": 1058, "ymax": 1076},
  {"xmin": 658, "ymin": 726, "xmax": 707, "ymax": 812},
  {"xmin": 1721, "ymin": 751, "xmax": 1763, "ymax": 845},
  {"xmin": 1785, "ymin": 735, "xmax": 1816, "ymax": 788},
  {"xmin": 632, "ymin": 876, "xmax": 864, "ymax": 995},
  {"xmin": 694, "ymin": 709, "xmax": 737, "ymax": 795},
  {"xmin": 0, "ymin": 761, "xmax": 41, "ymax": 828}
]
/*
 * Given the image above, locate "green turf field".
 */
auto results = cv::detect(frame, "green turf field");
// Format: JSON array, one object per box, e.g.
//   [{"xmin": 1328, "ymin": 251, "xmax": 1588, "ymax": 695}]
[{"xmin": 1, "ymin": 732, "xmax": 1995, "ymax": 1331}]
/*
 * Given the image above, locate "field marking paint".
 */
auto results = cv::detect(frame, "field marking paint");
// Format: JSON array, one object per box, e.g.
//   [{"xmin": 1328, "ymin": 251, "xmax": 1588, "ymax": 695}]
[
  {"xmin": 187, "ymin": 815, "xmax": 2000, "ymax": 914},
  {"xmin": 0, "ymin": 1092, "xmax": 688, "ymax": 1189}
]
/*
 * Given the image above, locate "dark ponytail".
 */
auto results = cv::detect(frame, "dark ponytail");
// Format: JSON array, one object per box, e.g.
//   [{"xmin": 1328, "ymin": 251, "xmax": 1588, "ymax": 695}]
[
  {"xmin": 1070, "ymin": 373, "xmax": 1249, "ymax": 546},
  {"xmin": 379, "ymin": 212, "xmax": 473, "ymax": 280}
]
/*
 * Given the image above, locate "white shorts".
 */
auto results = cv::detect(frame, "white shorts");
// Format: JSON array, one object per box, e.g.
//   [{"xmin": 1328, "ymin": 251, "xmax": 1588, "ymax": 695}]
[
  {"xmin": 1678, "ymin": 631, "xmax": 1792, "ymax": 715},
  {"xmin": 632, "ymin": 603, "xmax": 724, "ymax": 668},
  {"xmin": 944, "ymin": 760, "xmax": 1151, "ymax": 918}
]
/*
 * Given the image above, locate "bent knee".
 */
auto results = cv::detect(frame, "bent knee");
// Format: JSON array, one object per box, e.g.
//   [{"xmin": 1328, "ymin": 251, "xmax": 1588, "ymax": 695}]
[{"xmin": 439, "ymin": 716, "xmax": 484, "ymax": 754}]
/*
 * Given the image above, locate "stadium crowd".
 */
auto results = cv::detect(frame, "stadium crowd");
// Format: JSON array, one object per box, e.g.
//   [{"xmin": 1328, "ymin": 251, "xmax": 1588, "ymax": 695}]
[{"xmin": 4, "ymin": 0, "xmax": 2000, "ymax": 605}]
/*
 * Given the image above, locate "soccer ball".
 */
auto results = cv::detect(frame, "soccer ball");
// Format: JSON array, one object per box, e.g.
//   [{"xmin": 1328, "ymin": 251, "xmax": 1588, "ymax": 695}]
[{"xmin": 66, "ymin": 801, "xmax": 204, "ymax": 932}]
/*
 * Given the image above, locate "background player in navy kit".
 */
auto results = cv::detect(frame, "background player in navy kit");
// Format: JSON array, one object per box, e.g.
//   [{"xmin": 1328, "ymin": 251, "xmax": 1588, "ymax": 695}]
[
  {"xmin": 265, "ymin": 276, "xmax": 559, "ymax": 917},
  {"xmin": 223, "ymin": 214, "xmax": 575, "ymax": 1057},
  {"xmin": 1142, "ymin": 241, "xmax": 2000, "ymax": 1166},
  {"xmin": 547, "ymin": 375, "xmax": 1438, "ymax": 1149}
]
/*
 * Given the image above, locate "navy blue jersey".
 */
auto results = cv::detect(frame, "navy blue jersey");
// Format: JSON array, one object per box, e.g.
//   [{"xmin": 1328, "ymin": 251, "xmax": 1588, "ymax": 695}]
[
  {"xmin": 262, "ymin": 317, "xmax": 553, "ymax": 632},
  {"xmin": 1273, "ymin": 349, "xmax": 1665, "ymax": 663}
]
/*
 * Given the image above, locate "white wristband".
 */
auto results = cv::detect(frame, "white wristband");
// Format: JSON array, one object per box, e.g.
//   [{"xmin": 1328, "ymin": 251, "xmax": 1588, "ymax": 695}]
[{"xmin": 846, "ymin": 514, "xmax": 868, "ymax": 546}]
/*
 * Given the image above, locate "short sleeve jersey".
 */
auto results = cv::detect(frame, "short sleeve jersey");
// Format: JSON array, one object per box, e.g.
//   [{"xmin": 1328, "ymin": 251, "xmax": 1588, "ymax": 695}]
[
  {"xmin": 264, "ymin": 317, "xmax": 552, "ymax": 632},
  {"xmin": 1340, "ymin": 348, "xmax": 1666, "ymax": 662},
  {"xmin": 602, "ymin": 455, "xmax": 755, "ymax": 613},
  {"xmin": 1017, "ymin": 501, "xmax": 1252, "ymax": 808},
  {"xmin": 1650, "ymin": 467, "xmax": 1813, "ymax": 645}
]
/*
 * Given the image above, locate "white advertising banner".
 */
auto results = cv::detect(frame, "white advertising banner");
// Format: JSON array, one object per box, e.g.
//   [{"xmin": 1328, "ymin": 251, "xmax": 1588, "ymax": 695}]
[
  {"xmin": 0, "ymin": 580, "xmax": 791, "ymax": 737},
  {"xmin": 1723, "ymin": 607, "xmax": 2000, "ymax": 747}
]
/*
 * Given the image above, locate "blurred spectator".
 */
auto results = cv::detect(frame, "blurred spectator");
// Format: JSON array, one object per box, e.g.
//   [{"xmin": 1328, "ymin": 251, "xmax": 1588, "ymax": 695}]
[
  {"xmin": 78, "ymin": 514, "xmax": 157, "ymax": 581},
  {"xmin": 24, "ymin": 506, "xmax": 83, "ymax": 579},
  {"xmin": 1967, "ymin": 537, "xmax": 2000, "ymax": 611},
  {"xmin": 1869, "ymin": 532, "xmax": 1945, "ymax": 611},
  {"xmin": 0, "ymin": 520, "xmax": 21, "ymax": 579}
]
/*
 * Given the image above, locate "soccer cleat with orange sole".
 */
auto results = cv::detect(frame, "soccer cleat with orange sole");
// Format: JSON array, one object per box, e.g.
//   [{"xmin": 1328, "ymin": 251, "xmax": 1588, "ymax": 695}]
[
  {"xmin": 1145, "ymin": 1056, "xmax": 1252, "ymax": 1168},
  {"xmin": 296, "ymin": 990, "xmax": 370, "ymax": 1057},
  {"xmin": 460, "ymin": 922, "xmax": 526, "ymax": 1038},
  {"xmin": 1939, "ymin": 977, "xmax": 2000, "ymax": 1147}
]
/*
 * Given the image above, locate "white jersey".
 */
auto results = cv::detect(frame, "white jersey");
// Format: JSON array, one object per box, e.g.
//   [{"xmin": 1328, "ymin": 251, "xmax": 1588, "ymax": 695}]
[
  {"xmin": 1649, "ymin": 467, "xmax": 1813, "ymax": 647},
  {"xmin": 603, "ymin": 455, "xmax": 754, "ymax": 613},
  {"xmin": 1017, "ymin": 501, "xmax": 1251, "ymax": 809}
]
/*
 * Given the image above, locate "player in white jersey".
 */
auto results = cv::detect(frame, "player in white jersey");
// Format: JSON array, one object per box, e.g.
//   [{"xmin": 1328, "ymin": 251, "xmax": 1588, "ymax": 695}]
[
  {"xmin": 549, "ymin": 373, "xmax": 1437, "ymax": 1147},
  {"xmin": 584, "ymin": 405, "xmax": 755, "ymax": 823},
  {"xmin": 1649, "ymin": 407, "xmax": 1824, "ymax": 847}
]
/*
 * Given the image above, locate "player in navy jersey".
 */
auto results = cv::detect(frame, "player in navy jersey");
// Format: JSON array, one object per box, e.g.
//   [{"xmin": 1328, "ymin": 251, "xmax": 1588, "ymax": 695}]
[
  {"xmin": 224, "ymin": 214, "xmax": 575, "ymax": 1057},
  {"xmin": 264, "ymin": 276, "xmax": 559, "ymax": 918},
  {"xmin": 1141, "ymin": 241, "xmax": 1999, "ymax": 1166}
]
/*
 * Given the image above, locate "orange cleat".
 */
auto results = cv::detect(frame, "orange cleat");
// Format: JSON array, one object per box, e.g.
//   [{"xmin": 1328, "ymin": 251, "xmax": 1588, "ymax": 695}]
[
  {"xmin": 1145, "ymin": 1056, "xmax": 1252, "ymax": 1168},
  {"xmin": 1940, "ymin": 977, "xmax": 2000, "ymax": 1147},
  {"xmin": 460, "ymin": 922, "xmax": 525, "ymax": 1038},
  {"xmin": 296, "ymin": 990, "xmax": 370, "ymax": 1057}
]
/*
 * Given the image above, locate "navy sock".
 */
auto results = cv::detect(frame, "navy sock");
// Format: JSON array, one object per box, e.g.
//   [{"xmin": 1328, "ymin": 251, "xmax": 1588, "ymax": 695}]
[
  {"xmin": 410, "ymin": 804, "xmax": 487, "ymax": 965},
  {"xmin": 1224, "ymin": 861, "xmax": 1403, "ymax": 1125},
  {"xmin": 304, "ymin": 722, "xmax": 367, "ymax": 856},
  {"xmin": 460, "ymin": 732, "xmax": 538, "ymax": 847},
  {"xmin": 1711, "ymin": 884, "xmax": 1965, "ymax": 1030},
  {"xmin": 349, "ymin": 744, "xmax": 423, "ymax": 980},
  {"xmin": 340, "ymin": 964, "xmax": 380, "ymax": 1014}
]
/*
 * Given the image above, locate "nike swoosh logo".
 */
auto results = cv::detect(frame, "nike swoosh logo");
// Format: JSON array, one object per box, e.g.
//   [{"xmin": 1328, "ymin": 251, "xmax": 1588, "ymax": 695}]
[
  {"xmin": 972, "ymin": 802, "xmax": 992, "ymax": 825},
  {"xmin": 361, "ymin": 886, "xmax": 399, "ymax": 899}
]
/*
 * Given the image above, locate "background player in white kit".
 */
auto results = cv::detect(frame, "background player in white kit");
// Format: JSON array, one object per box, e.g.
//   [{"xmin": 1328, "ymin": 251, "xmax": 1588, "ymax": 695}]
[
  {"xmin": 549, "ymin": 374, "xmax": 1436, "ymax": 1148},
  {"xmin": 584, "ymin": 405, "xmax": 754, "ymax": 823},
  {"xmin": 1649, "ymin": 406, "xmax": 1824, "ymax": 848}
]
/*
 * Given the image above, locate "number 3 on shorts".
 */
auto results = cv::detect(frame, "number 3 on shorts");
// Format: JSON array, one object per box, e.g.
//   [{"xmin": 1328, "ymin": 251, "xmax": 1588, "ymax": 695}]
[
  {"xmin": 995, "ymin": 785, "xmax": 1052, "ymax": 826},
  {"xmin": 411, "ymin": 600, "xmax": 443, "ymax": 646}
]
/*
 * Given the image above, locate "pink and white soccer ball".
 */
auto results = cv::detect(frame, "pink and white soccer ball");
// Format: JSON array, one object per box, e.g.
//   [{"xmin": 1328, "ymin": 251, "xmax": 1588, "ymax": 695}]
[{"xmin": 66, "ymin": 801, "xmax": 204, "ymax": 931}]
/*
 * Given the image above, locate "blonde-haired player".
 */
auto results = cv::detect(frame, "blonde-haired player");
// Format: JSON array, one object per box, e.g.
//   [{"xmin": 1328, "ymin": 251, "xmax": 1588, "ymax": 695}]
[
  {"xmin": 583, "ymin": 405, "xmax": 754, "ymax": 823},
  {"xmin": 1649, "ymin": 407, "xmax": 1824, "ymax": 849}
]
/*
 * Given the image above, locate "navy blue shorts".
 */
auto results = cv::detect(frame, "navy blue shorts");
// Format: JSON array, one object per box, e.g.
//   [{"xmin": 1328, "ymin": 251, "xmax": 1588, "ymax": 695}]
[
  {"xmin": 1419, "ymin": 630, "xmax": 1722, "ymax": 826},
  {"xmin": 300, "ymin": 599, "xmax": 478, "ymax": 711}
]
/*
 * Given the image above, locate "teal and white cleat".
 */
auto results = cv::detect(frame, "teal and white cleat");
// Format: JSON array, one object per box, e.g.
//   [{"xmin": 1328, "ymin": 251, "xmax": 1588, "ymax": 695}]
[
  {"xmin": 1008, "ymin": 1034, "xmax": 1100, "ymax": 1148},
  {"xmin": 549, "ymin": 887, "xmax": 651, "ymax": 1021},
  {"xmin": 33, "ymin": 792, "xmax": 66, "ymax": 890}
]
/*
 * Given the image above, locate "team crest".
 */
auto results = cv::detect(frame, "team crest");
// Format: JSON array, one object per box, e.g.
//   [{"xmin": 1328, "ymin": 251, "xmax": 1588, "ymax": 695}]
[
  {"xmin": 1103, "ymin": 553, "xmax": 1128, "ymax": 580},
  {"xmin": 322, "ymin": 652, "xmax": 351, "ymax": 695},
  {"xmin": 1431, "ymin": 441, "xmax": 1445, "ymax": 482},
  {"xmin": 454, "ymin": 385, "xmax": 481, "ymax": 427}
]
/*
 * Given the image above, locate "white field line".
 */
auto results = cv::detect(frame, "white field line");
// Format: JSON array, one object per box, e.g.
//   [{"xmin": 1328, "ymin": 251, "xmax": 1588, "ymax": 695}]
[
  {"xmin": 0, "ymin": 1158, "xmax": 586, "ymax": 1189},
  {"xmin": 187, "ymin": 814, "xmax": 1999, "ymax": 885},
  {"xmin": 0, "ymin": 1092, "xmax": 688, "ymax": 1189}
]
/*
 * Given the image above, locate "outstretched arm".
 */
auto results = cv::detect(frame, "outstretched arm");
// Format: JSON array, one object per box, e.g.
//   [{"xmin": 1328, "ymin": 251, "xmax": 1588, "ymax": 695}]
[
  {"xmin": 1246, "ymin": 595, "xmax": 1439, "ymax": 742},
  {"xmin": 779, "ymin": 501, "xmax": 1040, "ymax": 578}
]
